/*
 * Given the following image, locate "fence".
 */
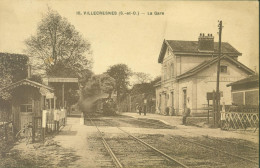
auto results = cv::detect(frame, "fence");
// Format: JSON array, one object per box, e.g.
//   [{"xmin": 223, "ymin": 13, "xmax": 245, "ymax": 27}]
[
  {"xmin": 33, "ymin": 109, "xmax": 67, "ymax": 142},
  {"xmin": 221, "ymin": 112, "xmax": 259, "ymax": 131}
]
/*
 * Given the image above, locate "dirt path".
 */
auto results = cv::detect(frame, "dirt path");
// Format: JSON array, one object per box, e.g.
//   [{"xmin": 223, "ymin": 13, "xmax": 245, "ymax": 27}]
[{"xmin": 1, "ymin": 118, "xmax": 104, "ymax": 168}]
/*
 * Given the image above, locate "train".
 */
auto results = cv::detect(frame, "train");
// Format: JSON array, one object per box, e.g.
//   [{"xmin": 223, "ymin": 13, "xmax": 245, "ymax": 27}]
[{"xmin": 93, "ymin": 98, "xmax": 117, "ymax": 116}]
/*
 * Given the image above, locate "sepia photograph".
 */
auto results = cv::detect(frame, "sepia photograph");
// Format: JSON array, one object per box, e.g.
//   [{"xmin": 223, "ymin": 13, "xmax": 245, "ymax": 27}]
[{"xmin": 0, "ymin": 0, "xmax": 259, "ymax": 167}]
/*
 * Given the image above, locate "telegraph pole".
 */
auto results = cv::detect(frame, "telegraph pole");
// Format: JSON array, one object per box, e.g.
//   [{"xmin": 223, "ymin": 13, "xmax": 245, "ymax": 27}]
[{"xmin": 216, "ymin": 20, "xmax": 223, "ymax": 127}]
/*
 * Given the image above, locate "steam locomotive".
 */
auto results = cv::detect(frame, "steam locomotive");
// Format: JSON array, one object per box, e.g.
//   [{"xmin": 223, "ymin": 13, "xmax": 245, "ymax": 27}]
[{"xmin": 93, "ymin": 98, "xmax": 117, "ymax": 116}]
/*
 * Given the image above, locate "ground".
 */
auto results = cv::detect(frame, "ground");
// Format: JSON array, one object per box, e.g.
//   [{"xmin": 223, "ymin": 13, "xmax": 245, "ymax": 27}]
[{"xmin": 0, "ymin": 112, "xmax": 258, "ymax": 168}]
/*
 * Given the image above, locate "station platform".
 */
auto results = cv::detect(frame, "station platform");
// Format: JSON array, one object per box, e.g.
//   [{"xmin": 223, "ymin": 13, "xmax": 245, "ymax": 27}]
[{"xmin": 120, "ymin": 112, "xmax": 259, "ymax": 144}]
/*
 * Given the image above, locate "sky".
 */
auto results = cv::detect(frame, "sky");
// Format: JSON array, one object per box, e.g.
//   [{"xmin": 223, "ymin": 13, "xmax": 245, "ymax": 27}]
[{"xmin": 0, "ymin": 0, "xmax": 259, "ymax": 79}]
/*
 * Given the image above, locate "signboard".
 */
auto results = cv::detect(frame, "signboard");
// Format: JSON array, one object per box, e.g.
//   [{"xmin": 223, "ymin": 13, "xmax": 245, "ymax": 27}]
[
  {"xmin": 207, "ymin": 92, "xmax": 223, "ymax": 100},
  {"xmin": 46, "ymin": 92, "xmax": 54, "ymax": 99}
]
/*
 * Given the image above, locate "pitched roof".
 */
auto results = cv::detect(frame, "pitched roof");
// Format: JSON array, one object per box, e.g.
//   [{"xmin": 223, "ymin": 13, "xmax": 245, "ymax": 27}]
[
  {"xmin": 158, "ymin": 40, "xmax": 242, "ymax": 63},
  {"xmin": 177, "ymin": 55, "xmax": 255, "ymax": 80},
  {"xmin": 227, "ymin": 75, "xmax": 259, "ymax": 87},
  {"xmin": 0, "ymin": 79, "xmax": 54, "ymax": 92}
]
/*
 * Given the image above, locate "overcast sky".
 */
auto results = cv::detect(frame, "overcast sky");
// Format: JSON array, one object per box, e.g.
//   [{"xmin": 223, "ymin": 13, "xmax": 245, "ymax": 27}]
[{"xmin": 0, "ymin": 0, "xmax": 259, "ymax": 78}]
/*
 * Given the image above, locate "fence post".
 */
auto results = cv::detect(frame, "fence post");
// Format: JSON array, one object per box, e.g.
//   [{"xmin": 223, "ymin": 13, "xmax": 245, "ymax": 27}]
[
  {"xmin": 4, "ymin": 123, "xmax": 8, "ymax": 141},
  {"xmin": 32, "ymin": 117, "xmax": 35, "ymax": 143},
  {"xmin": 57, "ymin": 121, "xmax": 59, "ymax": 133}
]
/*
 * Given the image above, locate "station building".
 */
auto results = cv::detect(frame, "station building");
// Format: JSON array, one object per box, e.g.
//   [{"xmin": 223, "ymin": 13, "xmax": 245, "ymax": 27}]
[{"xmin": 155, "ymin": 33, "xmax": 255, "ymax": 116}]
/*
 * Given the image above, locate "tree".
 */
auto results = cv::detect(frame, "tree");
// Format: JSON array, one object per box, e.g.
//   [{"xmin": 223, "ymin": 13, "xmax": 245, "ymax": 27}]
[
  {"xmin": 78, "ymin": 69, "xmax": 93, "ymax": 87},
  {"xmin": 106, "ymin": 64, "xmax": 132, "ymax": 102},
  {"xmin": 82, "ymin": 73, "xmax": 115, "ymax": 99},
  {"xmin": 25, "ymin": 8, "xmax": 92, "ymax": 77},
  {"xmin": 99, "ymin": 73, "xmax": 115, "ymax": 98},
  {"xmin": 25, "ymin": 9, "xmax": 93, "ymax": 108},
  {"xmin": 0, "ymin": 53, "xmax": 29, "ymax": 100},
  {"xmin": 133, "ymin": 72, "xmax": 152, "ymax": 84}
]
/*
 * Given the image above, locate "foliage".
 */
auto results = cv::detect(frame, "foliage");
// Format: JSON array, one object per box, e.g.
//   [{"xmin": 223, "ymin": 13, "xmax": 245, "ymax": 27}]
[
  {"xmin": 106, "ymin": 64, "xmax": 132, "ymax": 101},
  {"xmin": 25, "ymin": 8, "xmax": 92, "ymax": 77},
  {"xmin": 151, "ymin": 76, "xmax": 161, "ymax": 85},
  {"xmin": 130, "ymin": 83, "xmax": 154, "ymax": 96},
  {"xmin": 82, "ymin": 73, "xmax": 115, "ymax": 99},
  {"xmin": 25, "ymin": 9, "xmax": 93, "ymax": 107},
  {"xmin": 82, "ymin": 79, "xmax": 100, "ymax": 99},
  {"xmin": 99, "ymin": 73, "xmax": 115, "ymax": 97},
  {"xmin": 66, "ymin": 89, "xmax": 80, "ymax": 106},
  {"xmin": 133, "ymin": 72, "xmax": 152, "ymax": 84},
  {"xmin": 0, "ymin": 53, "xmax": 29, "ymax": 100},
  {"xmin": 78, "ymin": 69, "xmax": 93, "ymax": 86}
]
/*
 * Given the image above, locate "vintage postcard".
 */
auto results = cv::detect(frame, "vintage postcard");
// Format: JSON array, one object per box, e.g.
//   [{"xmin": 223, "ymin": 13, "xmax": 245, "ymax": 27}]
[{"xmin": 0, "ymin": 0, "xmax": 259, "ymax": 167}]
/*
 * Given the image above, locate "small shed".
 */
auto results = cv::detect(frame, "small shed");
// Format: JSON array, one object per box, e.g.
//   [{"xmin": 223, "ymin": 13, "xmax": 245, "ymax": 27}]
[
  {"xmin": 227, "ymin": 75, "xmax": 259, "ymax": 106},
  {"xmin": 0, "ymin": 79, "xmax": 54, "ymax": 134}
]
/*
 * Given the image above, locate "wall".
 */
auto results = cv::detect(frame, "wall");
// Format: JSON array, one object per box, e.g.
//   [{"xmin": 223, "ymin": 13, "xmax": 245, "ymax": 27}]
[
  {"xmin": 193, "ymin": 59, "xmax": 249, "ymax": 115},
  {"xmin": 176, "ymin": 55, "xmax": 212, "ymax": 76},
  {"xmin": 12, "ymin": 86, "xmax": 42, "ymax": 132}
]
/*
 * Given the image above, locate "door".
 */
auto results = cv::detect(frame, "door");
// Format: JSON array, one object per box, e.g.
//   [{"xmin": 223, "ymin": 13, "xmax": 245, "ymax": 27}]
[
  {"xmin": 20, "ymin": 104, "xmax": 33, "ymax": 132},
  {"xmin": 183, "ymin": 89, "xmax": 187, "ymax": 110}
]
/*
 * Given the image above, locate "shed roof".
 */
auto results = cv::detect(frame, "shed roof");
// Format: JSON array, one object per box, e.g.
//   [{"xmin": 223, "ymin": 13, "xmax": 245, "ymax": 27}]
[
  {"xmin": 227, "ymin": 75, "xmax": 259, "ymax": 87},
  {"xmin": 0, "ymin": 79, "xmax": 54, "ymax": 92},
  {"xmin": 43, "ymin": 77, "xmax": 79, "ymax": 90},
  {"xmin": 45, "ymin": 78, "xmax": 78, "ymax": 83},
  {"xmin": 158, "ymin": 40, "xmax": 242, "ymax": 63}
]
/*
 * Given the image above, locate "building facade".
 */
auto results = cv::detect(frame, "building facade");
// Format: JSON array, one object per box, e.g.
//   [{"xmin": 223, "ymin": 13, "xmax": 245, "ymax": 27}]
[
  {"xmin": 156, "ymin": 34, "xmax": 255, "ymax": 116},
  {"xmin": 227, "ymin": 75, "xmax": 259, "ymax": 106}
]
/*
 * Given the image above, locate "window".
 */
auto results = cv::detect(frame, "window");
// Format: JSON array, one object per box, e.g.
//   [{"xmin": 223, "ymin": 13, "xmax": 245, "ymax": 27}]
[
  {"xmin": 171, "ymin": 91, "xmax": 174, "ymax": 108},
  {"xmin": 232, "ymin": 92, "xmax": 244, "ymax": 105},
  {"xmin": 171, "ymin": 63, "xmax": 174, "ymax": 77},
  {"xmin": 167, "ymin": 64, "xmax": 171, "ymax": 79},
  {"xmin": 220, "ymin": 65, "xmax": 227, "ymax": 73},
  {"xmin": 163, "ymin": 66, "xmax": 167, "ymax": 81},
  {"xmin": 20, "ymin": 104, "xmax": 32, "ymax": 113},
  {"xmin": 245, "ymin": 91, "xmax": 258, "ymax": 105}
]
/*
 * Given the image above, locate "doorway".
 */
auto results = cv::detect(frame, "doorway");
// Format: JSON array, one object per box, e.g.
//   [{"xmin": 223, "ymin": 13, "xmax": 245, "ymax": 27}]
[
  {"xmin": 20, "ymin": 104, "xmax": 33, "ymax": 131},
  {"xmin": 183, "ymin": 89, "xmax": 187, "ymax": 110}
]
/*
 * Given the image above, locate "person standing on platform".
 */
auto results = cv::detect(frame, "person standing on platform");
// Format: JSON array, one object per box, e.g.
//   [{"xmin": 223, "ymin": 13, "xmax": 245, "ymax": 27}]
[
  {"xmin": 143, "ymin": 104, "xmax": 146, "ymax": 116},
  {"xmin": 136, "ymin": 103, "xmax": 140, "ymax": 115},
  {"xmin": 138, "ymin": 105, "xmax": 142, "ymax": 115},
  {"xmin": 182, "ymin": 98, "xmax": 191, "ymax": 125}
]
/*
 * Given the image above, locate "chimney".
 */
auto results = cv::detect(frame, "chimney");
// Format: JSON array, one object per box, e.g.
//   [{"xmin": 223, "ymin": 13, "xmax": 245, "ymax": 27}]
[{"xmin": 198, "ymin": 33, "xmax": 214, "ymax": 52}]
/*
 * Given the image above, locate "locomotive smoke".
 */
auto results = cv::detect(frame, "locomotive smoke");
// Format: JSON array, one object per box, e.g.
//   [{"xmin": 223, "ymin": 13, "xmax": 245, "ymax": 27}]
[{"xmin": 79, "ymin": 93, "xmax": 109, "ymax": 114}]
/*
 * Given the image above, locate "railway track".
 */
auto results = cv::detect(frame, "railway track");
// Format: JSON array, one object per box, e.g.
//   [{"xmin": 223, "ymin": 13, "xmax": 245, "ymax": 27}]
[
  {"xmin": 86, "ymin": 115, "xmax": 189, "ymax": 168},
  {"xmin": 125, "ymin": 117, "xmax": 259, "ymax": 166}
]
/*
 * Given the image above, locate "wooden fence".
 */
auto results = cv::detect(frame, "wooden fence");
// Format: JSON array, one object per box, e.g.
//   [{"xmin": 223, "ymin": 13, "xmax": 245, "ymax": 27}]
[
  {"xmin": 33, "ymin": 109, "xmax": 67, "ymax": 142},
  {"xmin": 221, "ymin": 111, "xmax": 259, "ymax": 131}
]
